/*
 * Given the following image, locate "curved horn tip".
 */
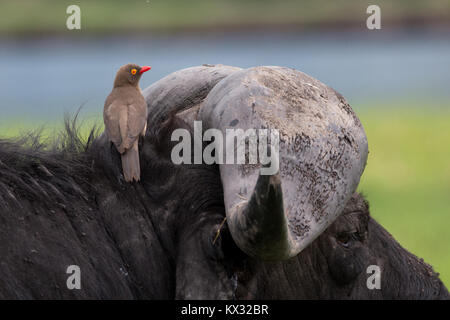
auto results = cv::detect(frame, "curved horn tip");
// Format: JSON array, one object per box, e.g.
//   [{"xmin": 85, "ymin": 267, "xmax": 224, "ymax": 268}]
[{"xmin": 227, "ymin": 172, "xmax": 295, "ymax": 261}]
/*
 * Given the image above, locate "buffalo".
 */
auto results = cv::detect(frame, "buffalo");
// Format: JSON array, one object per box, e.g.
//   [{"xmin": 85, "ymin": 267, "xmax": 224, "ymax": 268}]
[{"xmin": 0, "ymin": 65, "xmax": 447, "ymax": 299}]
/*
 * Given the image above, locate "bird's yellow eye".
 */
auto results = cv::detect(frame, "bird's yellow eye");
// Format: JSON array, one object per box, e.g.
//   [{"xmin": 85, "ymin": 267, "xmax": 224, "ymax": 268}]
[{"xmin": 131, "ymin": 68, "xmax": 137, "ymax": 75}]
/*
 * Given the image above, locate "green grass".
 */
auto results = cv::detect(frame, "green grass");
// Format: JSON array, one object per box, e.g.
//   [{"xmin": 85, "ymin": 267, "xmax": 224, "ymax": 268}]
[
  {"xmin": 0, "ymin": 0, "xmax": 449, "ymax": 34},
  {"xmin": 0, "ymin": 115, "xmax": 103, "ymax": 145},
  {"xmin": 1, "ymin": 103, "xmax": 449, "ymax": 287},
  {"xmin": 355, "ymin": 103, "xmax": 450, "ymax": 287}
]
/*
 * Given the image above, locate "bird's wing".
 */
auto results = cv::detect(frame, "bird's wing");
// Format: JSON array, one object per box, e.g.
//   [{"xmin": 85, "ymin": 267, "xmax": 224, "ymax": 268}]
[
  {"xmin": 125, "ymin": 100, "xmax": 148, "ymax": 141},
  {"xmin": 104, "ymin": 100, "xmax": 127, "ymax": 152},
  {"xmin": 104, "ymin": 93, "xmax": 147, "ymax": 153}
]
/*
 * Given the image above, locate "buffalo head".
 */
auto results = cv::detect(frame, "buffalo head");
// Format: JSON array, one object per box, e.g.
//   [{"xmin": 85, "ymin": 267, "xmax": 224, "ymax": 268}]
[
  {"xmin": 0, "ymin": 64, "xmax": 447, "ymax": 300},
  {"xmin": 135, "ymin": 64, "xmax": 447, "ymax": 299}
]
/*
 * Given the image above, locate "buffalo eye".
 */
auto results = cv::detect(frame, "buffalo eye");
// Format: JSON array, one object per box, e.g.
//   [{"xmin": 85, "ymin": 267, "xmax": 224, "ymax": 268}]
[
  {"xmin": 336, "ymin": 232, "xmax": 351, "ymax": 248},
  {"xmin": 336, "ymin": 232, "xmax": 361, "ymax": 248}
]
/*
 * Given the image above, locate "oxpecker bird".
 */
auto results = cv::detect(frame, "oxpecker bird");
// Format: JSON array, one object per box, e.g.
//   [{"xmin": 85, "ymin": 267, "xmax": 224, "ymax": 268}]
[{"xmin": 103, "ymin": 63, "xmax": 151, "ymax": 182}]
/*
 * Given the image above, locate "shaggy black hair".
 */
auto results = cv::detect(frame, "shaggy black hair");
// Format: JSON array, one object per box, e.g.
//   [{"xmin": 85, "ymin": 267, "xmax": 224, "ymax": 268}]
[
  {"xmin": 0, "ymin": 111, "xmax": 227, "ymax": 299},
  {"xmin": 0, "ymin": 114, "xmax": 100, "ymax": 208},
  {"xmin": 1, "ymin": 112, "xmax": 448, "ymax": 300}
]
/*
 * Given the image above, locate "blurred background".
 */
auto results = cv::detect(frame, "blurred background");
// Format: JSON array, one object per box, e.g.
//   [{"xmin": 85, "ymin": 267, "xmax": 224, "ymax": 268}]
[{"xmin": 0, "ymin": 0, "xmax": 449, "ymax": 286}]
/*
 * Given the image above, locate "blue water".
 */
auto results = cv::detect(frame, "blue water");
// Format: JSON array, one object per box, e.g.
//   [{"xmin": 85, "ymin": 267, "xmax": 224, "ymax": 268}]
[{"xmin": 1, "ymin": 28, "xmax": 449, "ymax": 123}]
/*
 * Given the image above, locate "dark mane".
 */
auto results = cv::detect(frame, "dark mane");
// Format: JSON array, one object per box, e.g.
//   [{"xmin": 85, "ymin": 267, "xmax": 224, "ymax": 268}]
[
  {"xmin": 0, "ymin": 109, "xmax": 225, "ymax": 216},
  {"xmin": 0, "ymin": 114, "xmax": 102, "ymax": 207}
]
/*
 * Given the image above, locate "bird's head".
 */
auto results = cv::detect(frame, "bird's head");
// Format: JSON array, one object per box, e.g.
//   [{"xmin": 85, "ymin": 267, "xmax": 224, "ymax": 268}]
[{"xmin": 113, "ymin": 63, "xmax": 151, "ymax": 88}]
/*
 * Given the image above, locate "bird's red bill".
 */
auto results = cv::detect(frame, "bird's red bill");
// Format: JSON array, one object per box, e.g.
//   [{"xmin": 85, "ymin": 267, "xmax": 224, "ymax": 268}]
[{"xmin": 139, "ymin": 66, "xmax": 151, "ymax": 74}]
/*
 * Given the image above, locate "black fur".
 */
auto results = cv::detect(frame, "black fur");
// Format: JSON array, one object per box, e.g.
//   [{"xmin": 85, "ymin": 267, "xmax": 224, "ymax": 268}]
[{"xmin": 0, "ymin": 115, "xmax": 448, "ymax": 299}]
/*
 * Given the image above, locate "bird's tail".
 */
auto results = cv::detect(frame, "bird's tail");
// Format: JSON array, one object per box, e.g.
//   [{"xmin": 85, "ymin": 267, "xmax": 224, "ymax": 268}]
[{"xmin": 121, "ymin": 141, "xmax": 140, "ymax": 182}]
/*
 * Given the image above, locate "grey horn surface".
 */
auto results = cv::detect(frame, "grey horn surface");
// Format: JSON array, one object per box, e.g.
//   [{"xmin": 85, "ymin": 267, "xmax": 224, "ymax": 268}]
[
  {"xmin": 144, "ymin": 65, "xmax": 368, "ymax": 261},
  {"xmin": 199, "ymin": 66, "xmax": 368, "ymax": 260}
]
